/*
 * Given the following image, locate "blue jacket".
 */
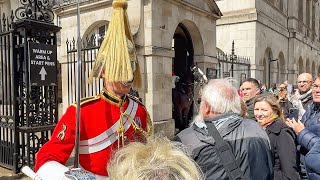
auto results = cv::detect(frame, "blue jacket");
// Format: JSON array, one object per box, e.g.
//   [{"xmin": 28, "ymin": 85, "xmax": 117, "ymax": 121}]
[
  {"xmin": 299, "ymin": 102, "xmax": 320, "ymax": 179},
  {"xmin": 298, "ymin": 130, "xmax": 320, "ymax": 179},
  {"xmin": 301, "ymin": 103, "xmax": 320, "ymax": 138}
]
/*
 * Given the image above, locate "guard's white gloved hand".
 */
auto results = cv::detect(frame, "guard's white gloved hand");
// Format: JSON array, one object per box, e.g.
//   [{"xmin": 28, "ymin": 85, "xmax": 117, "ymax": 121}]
[
  {"xmin": 22, "ymin": 166, "xmax": 42, "ymax": 180},
  {"xmin": 36, "ymin": 161, "xmax": 71, "ymax": 180}
]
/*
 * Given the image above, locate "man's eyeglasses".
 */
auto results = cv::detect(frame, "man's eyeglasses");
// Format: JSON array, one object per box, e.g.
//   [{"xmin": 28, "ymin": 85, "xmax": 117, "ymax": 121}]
[
  {"xmin": 297, "ymin": 81, "xmax": 311, "ymax": 84},
  {"xmin": 312, "ymin": 84, "xmax": 320, "ymax": 90}
]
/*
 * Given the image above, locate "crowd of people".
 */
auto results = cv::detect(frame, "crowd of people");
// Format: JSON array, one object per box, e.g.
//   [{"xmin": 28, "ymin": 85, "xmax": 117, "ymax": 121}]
[
  {"xmin": 236, "ymin": 73, "xmax": 320, "ymax": 180},
  {"xmin": 108, "ymin": 74, "xmax": 320, "ymax": 180}
]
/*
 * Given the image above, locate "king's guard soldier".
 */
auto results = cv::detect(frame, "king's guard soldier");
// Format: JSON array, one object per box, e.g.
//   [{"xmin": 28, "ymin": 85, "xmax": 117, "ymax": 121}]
[{"xmin": 34, "ymin": 0, "xmax": 153, "ymax": 179}]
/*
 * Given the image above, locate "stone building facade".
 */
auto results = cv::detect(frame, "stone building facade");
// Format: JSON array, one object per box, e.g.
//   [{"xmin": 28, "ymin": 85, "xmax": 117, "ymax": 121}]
[
  {"xmin": 216, "ymin": 0, "xmax": 320, "ymax": 86},
  {"xmin": 0, "ymin": 0, "xmax": 221, "ymax": 137},
  {"xmin": 53, "ymin": 0, "xmax": 221, "ymax": 137}
]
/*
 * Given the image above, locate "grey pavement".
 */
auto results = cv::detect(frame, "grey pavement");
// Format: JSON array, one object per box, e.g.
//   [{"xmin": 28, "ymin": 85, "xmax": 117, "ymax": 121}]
[
  {"xmin": 0, "ymin": 151, "xmax": 75, "ymax": 179},
  {"xmin": 0, "ymin": 167, "xmax": 30, "ymax": 180}
]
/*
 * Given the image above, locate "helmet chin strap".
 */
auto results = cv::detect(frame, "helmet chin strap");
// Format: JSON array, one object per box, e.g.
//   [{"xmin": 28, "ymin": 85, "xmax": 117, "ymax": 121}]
[
  {"xmin": 121, "ymin": 77, "xmax": 134, "ymax": 87},
  {"xmin": 121, "ymin": 82, "xmax": 131, "ymax": 87}
]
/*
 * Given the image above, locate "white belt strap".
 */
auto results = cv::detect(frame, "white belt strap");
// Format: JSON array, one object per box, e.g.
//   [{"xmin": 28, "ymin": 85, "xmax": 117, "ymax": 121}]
[{"xmin": 79, "ymin": 99, "xmax": 138, "ymax": 154}]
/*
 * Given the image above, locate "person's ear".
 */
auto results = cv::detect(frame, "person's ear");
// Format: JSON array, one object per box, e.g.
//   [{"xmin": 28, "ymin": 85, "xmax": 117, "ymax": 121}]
[
  {"xmin": 204, "ymin": 101, "xmax": 211, "ymax": 115},
  {"xmin": 255, "ymin": 88, "xmax": 261, "ymax": 95}
]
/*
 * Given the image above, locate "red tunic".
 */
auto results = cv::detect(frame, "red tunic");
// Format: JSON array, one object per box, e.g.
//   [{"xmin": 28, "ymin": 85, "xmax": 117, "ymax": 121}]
[{"xmin": 35, "ymin": 89, "xmax": 151, "ymax": 176}]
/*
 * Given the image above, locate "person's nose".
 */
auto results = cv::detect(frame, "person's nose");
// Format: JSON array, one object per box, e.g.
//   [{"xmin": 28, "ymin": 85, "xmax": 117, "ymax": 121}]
[{"xmin": 255, "ymin": 109, "xmax": 262, "ymax": 116}]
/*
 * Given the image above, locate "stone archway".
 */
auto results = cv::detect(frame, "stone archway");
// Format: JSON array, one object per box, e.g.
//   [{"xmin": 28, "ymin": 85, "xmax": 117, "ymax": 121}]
[
  {"xmin": 306, "ymin": 59, "xmax": 310, "ymax": 73},
  {"xmin": 171, "ymin": 21, "xmax": 204, "ymax": 132},
  {"xmin": 172, "ymin": 23, "xmax": 194, "ymax": 78},
  {"xmin": 263, "ymin": 48, "xmax": 275, "ymax": 87}
]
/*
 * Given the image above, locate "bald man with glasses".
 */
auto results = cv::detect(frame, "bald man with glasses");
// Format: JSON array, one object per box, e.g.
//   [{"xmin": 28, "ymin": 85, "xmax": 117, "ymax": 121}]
[
  {"xmin": 289, "ymin": 73, "xmax": 313, "ymax": 120},
  {"xmin": 287, "ymin": 74, "xmax": 320, "ymax": 179}
]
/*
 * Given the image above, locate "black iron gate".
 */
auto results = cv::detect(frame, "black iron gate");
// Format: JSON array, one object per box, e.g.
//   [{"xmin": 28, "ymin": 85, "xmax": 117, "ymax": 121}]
[
  {"xmin": 0, "ymin": 1, "xmax": 60, "ymax": 173},
  {"xmin": 216, "ymin": 41, "xmax": 251, "ymax": 84},
  {"xmin": 65, "ymin": 37, "xmax": 104, "ymax": 105}
]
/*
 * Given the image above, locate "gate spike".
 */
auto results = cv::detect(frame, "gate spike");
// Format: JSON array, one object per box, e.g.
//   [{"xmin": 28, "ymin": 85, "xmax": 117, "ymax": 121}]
[
  {"xmin": 92, "ymin": 35, "xmax": 97, "ymax": 46},
  {"xmin": 66, "ymin": 38, "xmax": 69, "ymax": 50},
  {"xmin": 2, "ymin": 13, "xmax": 6, "ymax": 32},
  {"xmin": 6, "ymin": 17, "xmax": 9, "ymax": 31},
  {"xmin": 82, "ymin": 38, "xmax": 86, "ymax": 48},
  {"xmin": 86, "ymin": 35, "xmax": 90, "ymax": 47},
  {"xmin": 0, "ymin": 13, "xmax": 2, "ymax": 33},
  {"xmin": 72, "ymin": 37, "xmax": 76, "ymax": 50},
  {"xmin": 10, "ymin": 10, "xmax": 14, "ymax": 24}
]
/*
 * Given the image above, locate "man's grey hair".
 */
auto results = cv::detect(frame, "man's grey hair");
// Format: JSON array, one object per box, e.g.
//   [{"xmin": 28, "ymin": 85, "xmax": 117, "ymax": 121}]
[{"xmin": 201, "ymin": 78, "xmax": 241, "ymax": 114}]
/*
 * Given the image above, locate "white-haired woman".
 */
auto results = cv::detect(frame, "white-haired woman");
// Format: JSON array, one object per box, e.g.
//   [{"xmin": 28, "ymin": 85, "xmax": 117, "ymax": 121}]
[{"xmin": 107, "ymin": 137, "xmax": 203, "ymax": 180}]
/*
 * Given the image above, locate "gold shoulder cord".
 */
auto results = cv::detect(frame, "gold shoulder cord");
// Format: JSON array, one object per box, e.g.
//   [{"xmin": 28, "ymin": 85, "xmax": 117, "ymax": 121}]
[
  {"xmin": 145, "ymin": 111, "xmax": 154, "ymax": 136},
  {"xmin": 116, "ymin": 108, "xmax": 153, "ymax": 148},
  {"xmin": 121, "ymin": 112, "xmax": 153, "ymax": 137},
  {"xmin": 116, "ymin": 111, "xmax": 126, "ymax": 148}
]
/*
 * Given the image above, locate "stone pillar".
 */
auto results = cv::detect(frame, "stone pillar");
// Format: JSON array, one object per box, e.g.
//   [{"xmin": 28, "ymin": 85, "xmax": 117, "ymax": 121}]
[
  {"xmin": 287, "ymin": 70, "xmax": 298, "ymax": 84},
  {"xmin": 193, "ymin": 55, "xmax": 219, "ymax": 112},
  {"xmin": 287, "ymin": 37, "xmax": 297, "ymax": 84},
  {"xmin": 250, "ymin": 64, "xmax": 264, "ymax": 82},
  {"xmin": 144, "ymin": 47, "xmax": 175, "ymax": 138}
]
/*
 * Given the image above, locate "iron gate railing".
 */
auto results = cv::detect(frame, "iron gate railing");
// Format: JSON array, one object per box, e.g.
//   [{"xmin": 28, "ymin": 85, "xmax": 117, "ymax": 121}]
[
  {"xmin": 216, "ymin": 42, "xmax": 251, "ymax": 84},
  {"xmin": 65, "ymin": 37, "xmax": 104, "ymax": 105},
  {"xmin": 0, "ymin": 3, "xmax": 60, "ymax": 173},
  {"xmin": 0, "ymin": 12, "xmax": 15, "ymax": 171}
]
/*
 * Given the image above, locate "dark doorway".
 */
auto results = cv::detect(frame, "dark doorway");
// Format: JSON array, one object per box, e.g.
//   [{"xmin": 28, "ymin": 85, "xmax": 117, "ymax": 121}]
[
  {"xmin": 172, "ymin": 23, "xmax": 194, "ymax": 132},
  {"xmin": 173, "ymin": 24, "xmax": 194, "ymax": 77}
]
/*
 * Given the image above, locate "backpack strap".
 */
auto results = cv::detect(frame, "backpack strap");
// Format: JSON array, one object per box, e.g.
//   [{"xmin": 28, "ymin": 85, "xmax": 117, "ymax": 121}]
[{"xmin": 205, "ymin": 122, "xmax": 244, "ymax": 180}]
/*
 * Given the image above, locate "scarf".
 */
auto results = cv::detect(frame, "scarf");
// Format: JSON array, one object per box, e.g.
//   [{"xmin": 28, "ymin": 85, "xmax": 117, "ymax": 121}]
[
  {"xmin": 299, "ymin": 89, "xmax": 312, "ymax": 104},
  {"xmin": 258, "ymin": 114, "xmax": 278, "ymax": 128}
]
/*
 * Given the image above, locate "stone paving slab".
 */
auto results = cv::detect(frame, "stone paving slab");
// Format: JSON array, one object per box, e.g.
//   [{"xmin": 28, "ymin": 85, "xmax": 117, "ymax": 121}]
[{"xmin": 0, "ymin": 167, "xmax": 31, "ymax": 180}]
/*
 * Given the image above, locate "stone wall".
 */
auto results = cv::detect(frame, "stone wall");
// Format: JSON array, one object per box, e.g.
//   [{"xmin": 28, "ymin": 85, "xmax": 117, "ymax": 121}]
[
  {"xmin": 216, "ymin": 0, "xmax": 320, "ymax": 86},
  {"xmin": 142, "ymin": 0, "xmax": 219, "ymax": 137}
]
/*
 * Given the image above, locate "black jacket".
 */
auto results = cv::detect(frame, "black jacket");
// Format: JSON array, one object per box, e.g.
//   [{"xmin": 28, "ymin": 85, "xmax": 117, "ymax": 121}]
[
  {"xmin": 175, "ymin": 113, "xmax": 273, "ymax": 180},
  {"xmin": 265, "ymin": 120, "xmax": 299, "ymax": 180}
]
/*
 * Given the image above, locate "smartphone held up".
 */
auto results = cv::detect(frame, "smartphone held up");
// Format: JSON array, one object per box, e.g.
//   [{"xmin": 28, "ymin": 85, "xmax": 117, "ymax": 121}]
[{"xmin": 288, "ymin": 108, "xmax": 299, "ymax": 121}]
